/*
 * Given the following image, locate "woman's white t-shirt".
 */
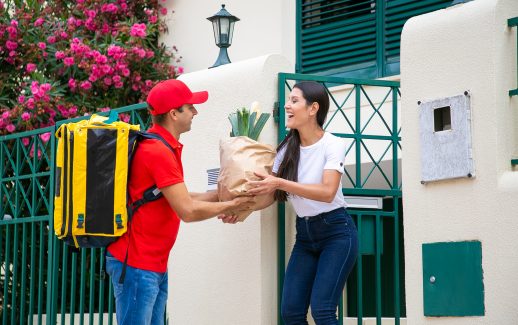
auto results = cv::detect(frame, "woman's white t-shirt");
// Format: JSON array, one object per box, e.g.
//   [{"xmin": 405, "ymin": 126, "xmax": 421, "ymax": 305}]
[{"xmin": 272, "ymin": 132, "xmax": 347, "ymax": 217}]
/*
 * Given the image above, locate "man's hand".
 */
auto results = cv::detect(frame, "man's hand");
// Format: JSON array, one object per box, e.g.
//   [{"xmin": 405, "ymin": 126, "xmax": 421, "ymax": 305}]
[
  {"xmin": 227, "ymin": 195, "xmax": 255, "ymax": 213},
  {"xmin": 218, "ymin": 213, "xmax": 239, "ymax": 224}
]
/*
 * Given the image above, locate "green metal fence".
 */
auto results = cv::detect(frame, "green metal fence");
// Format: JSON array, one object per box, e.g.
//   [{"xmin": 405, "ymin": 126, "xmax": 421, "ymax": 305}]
[
  {"xmin": 2, "ymin": 75, "xmax": 403, "ymax": 324},
  {"xmin": 0, "ymin": 103, "xmax": 151, "ymax": 325},
  {"xmin": 276, "ymin": 73, "xmax": 404, "ymax": 325}
]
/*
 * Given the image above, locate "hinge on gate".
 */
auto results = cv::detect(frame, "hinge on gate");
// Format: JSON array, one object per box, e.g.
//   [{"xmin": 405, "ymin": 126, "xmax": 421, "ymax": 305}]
[{"xmin": 273, "ymin": 101, "xmax": 280, "ymax": 123}]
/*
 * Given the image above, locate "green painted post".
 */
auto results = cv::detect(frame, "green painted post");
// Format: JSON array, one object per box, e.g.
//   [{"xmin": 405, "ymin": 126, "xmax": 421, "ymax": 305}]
[
  {"xmin": 98, "ymin": 250, "xmax": 106, "ymax": 325},
  {"xmin": 356, "ymin": 214, "xmax": 363, "ymax": 325},
  {"xmin": 37, "ymin": 221, "xmax": 44, "ymax": 324},
  {"xmin": 3, "ymin": 225, "xmax": 11, "ymax": 325},
  {"xmin": 277, "ymin": 73, "xmax": 287, "ymax": 325},
  {"xmin": 20, "ymin": 223, "xmax": 28, "ymax": 325},
  {"xmin": 28, "ymin": 222, "xmax": 35, "ymax": 325},
  {"xmin": 79, "ymin": 250, "xmax": 87, "ymax": 325},
  {"xmin": 89, "ymin": 250, "xmax": 96, "ymax": 325},
  {"xmin": 375, "ymin": 214, "xmax": 382, "ymax": 325},
  {"xmin": 61, "ymin": 245, "xmax": 69, "ymax": 325},
  {"xmin": 70, "ymin": 252, "xmax": 78, "ymax": 325},
  {"xmin": 10, "ymin": 223, "xmax": 19, "ymax": 325},
  {"xmin": 392, "ymin": 87, "xmax": 401, "ymax": 325}
]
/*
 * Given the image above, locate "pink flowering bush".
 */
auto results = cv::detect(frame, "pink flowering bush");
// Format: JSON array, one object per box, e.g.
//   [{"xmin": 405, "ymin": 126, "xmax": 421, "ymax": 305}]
[{"xmin": 0, "ymin": 0, "xmax": 183, "ymax": 135}]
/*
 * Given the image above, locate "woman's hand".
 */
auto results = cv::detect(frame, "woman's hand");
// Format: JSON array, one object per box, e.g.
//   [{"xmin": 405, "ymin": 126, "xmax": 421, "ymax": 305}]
[{"xmin": 247, "ymin": 171, "xmax": 282, "ymax": 195}]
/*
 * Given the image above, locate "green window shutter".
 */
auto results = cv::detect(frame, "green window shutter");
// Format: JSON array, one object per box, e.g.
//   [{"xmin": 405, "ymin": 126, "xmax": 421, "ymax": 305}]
[
  {"xmin": 299, "ymin": 0, "xmax": 377, "ymax": 75},
  {"xmin": 384, "ymin": 0, "xmax": 451, "ymax": 75},
  {"xmin": 298, "ymin": 0, "xmax": 453, "ymax": 78}
]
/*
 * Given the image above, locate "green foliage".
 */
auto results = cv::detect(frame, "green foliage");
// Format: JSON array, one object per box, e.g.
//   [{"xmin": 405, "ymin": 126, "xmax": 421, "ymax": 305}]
[{"xmin": 228, "ymin": 106, "xmax": 270, "ymax": 141}]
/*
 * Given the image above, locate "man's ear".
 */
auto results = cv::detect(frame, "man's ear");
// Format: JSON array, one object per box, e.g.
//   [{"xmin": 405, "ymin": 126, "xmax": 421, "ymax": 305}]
[{"xmin": 169, "ymin": 109, "xmax": 177, "ymax": 121}]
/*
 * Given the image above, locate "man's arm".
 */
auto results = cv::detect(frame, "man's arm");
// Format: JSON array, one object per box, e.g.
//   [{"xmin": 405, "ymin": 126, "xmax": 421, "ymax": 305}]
[{"xmin": 161, "ymin": 182, "xmax": 253, "ymax": 222}]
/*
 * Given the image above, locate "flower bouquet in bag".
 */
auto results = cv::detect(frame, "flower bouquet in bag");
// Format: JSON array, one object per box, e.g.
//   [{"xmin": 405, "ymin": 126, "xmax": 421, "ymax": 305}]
[{"xmin": 218, "ymin": 103, "xmax": 276, "ymax": 222}]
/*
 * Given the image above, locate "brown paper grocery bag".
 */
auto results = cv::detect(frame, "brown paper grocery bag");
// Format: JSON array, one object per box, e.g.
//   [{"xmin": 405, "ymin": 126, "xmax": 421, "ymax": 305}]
[{"xmin": 218, "ymin": 136, "xmax": 276, "ymax": 222}]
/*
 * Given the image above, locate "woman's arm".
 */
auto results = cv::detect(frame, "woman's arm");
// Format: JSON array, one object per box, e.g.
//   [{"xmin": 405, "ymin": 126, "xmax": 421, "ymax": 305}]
[{"xmin": 247, "ymin": 170, "xmax": 342, "ymax": 203}]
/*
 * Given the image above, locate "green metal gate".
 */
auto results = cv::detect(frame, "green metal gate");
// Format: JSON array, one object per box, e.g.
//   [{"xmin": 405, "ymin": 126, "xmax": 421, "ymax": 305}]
[
  {"xmin": 276, "ymin": 73, "xmax": 404, "ymax": 325},
  {"xmin": 0, "ymin": 103, "xmax": 151, "ymax": 325}
]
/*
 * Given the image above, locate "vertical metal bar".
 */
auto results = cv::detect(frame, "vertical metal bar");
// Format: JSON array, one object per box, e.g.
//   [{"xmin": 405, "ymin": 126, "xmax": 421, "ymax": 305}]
[
  {"xmin": 61, "ymin": 245, "xmax": 69, "ymax": 325},
  {"xmin": 28, "ymin": 222, "xmax": 35, "ymax": 325},
  {"xmin": 375, "ymin": 0, "xmax": 385, "ymax": 77},
  {"xmin": 107, "ymin": 283, "xmax": 114, "ymax": 325},
  {"xmin": 89, "ymin": 249, "xmax": 96, "ymax": 325},
  {"xmin": 356, "ymin": 214, "xmax": 363, "ymax": 325},
  {"xmin": 15, "ymin": 141, "xmax": 20, "ymax": 220},
  {"xmin": 10, "ymin": 226, "xmax": 19, "ymax": 325},
  {"xmin": 0, "ymin": 222, "xmax": 3, "ymax": 324},
  {"xmin": 2, "ymin": 225, "xmax": 11, "ymax": 325},
  {"xmin": 98, "ymin": 249, "xmax": 106, "ymax": 325},
  {"xmin": 355, "ymin": 85, "xmax": 361, "ymax": 188},
  {"xmin": 20, "ymin": 223, "xmax": 28, "ymax": 325},
  {"xmin": 37, "ymin": 221, "xmax": 44, "ymax": 325},
  {"xmin": 392, "ymin": 87, "xmax": 401, "ymax": 325},
  {"xmin": 79, "ymin": 249, "xmax": 87, "ymax": 325},
  {"xmin": 47, "ymin": 237, "xmax": 59, "ymax": 325},
  {"xmin": 47, "ymin": 129, "xmax": 57, "ymax": 325},
  {"xmin": 277, "ymin": 72, "xmax": 287, "ymax": 325},
  {"xmin": 375, "ymin": 214, "xmax": 382, "ymax": 325},
  {"xmin": 10, "ymin": 223, "xmax": 19, "ymax": 325},
  {"xmin": 70, "ymin": 252, "xmax": 78, "ymax": 325}
]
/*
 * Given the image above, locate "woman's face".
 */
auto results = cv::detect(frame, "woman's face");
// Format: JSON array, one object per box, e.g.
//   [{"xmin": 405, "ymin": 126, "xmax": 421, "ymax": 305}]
[{"xmin": 285, "ymin": 88, "xmax": 312, "ymax": 129}]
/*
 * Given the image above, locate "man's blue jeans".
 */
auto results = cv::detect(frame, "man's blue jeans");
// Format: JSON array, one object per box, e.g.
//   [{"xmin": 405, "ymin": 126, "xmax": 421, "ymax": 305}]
[
  {"xmin": 281, "ymin": 208, "xmax": 358, "ymax": 325},
  {"xmin": 105, "ymin": 252, "xmax": 168, "ymax": 325}
]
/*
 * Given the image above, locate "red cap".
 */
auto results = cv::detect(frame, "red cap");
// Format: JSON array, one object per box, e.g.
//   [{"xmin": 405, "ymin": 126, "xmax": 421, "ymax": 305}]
[{"xmin": 146, "ymin": 79, "xmax": 209, "ymax": 115}]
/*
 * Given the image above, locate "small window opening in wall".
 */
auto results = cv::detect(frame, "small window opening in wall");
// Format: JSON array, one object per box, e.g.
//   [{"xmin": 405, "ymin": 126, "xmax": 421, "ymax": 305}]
[{"xmin": 434, "ymin": 106, "xmax": 451, "ymax": 132}]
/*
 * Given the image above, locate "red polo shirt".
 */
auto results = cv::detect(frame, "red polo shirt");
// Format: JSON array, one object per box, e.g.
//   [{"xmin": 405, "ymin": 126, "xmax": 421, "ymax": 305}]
[{"xmin": 108, "ymin": 124, "xmax": 183, "ymax": 273}]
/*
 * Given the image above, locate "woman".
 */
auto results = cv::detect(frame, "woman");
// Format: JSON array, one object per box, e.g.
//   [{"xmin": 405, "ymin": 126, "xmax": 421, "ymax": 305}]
[{"xmin": 247, "ymin": 81, "xmax": 358, "ymax": 325}]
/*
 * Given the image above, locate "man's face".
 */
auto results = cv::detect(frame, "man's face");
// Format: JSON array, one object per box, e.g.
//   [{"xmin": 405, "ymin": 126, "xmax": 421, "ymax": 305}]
[{"xmin": 174, "ymin": 104, "xmax": 198, "ymax": 133}]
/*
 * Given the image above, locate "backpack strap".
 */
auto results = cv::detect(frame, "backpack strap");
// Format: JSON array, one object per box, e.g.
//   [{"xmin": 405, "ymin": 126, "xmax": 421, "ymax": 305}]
[{"xmin": 119, "ymin": 131, "xmax": 176, "ymax": 284}]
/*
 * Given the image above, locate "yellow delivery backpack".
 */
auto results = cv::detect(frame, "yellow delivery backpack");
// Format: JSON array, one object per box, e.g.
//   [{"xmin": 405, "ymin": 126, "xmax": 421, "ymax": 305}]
[{"xmin": 54, "ymin": 113, "xmax": 174, "ymax": 248}]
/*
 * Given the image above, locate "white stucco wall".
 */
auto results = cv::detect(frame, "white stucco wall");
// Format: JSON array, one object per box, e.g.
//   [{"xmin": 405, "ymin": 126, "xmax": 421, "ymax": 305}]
[
  {"xmin": 163, "ymin": 0, "xmax": 296, "ymax": 74},
  {"xmin": 166, "ymin": 54, "xmax": 293, "ymax": 325},
  {"xmin": 401, "ymin": 0, "xmax": 518, "ymax": 324}
]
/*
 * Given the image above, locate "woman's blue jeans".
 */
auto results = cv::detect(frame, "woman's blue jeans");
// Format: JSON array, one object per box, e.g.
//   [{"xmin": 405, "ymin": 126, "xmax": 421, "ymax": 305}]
[
  {"xmin": 105, "ymin": 253, "xmax": 168, "ymax": 325},
  {"xmin": 281, "ymin": 208, "xmax": 358, "ymax": 325}
]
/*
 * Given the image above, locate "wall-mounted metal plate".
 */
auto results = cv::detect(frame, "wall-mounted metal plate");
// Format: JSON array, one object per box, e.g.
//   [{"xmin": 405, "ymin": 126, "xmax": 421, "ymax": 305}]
[
  {"xmin": 419, "ymin": 92, "xmax": 474, "ymax": 182},
  {"xmin": 422, "ymin": 241, "xmax": 484, "ymax": 316},
  {"xmin": 344, "ymin": 196, "xmax": 383, "ymax": 209}
]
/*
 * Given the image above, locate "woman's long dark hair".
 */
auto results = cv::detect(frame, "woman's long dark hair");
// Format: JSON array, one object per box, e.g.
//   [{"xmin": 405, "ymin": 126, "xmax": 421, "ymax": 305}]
[{"xmin": 274, "ymin": 81, "xmax": 330, "ymax": 201}]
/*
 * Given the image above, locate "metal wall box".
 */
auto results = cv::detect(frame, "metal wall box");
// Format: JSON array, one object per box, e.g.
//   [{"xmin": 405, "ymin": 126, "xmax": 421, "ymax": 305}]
[
  {"xmin": 344, "ymin": 196, "xmax": 383, "ymax": 209},
  {"xmin": 419, "ymin": 93, "xmax": 474, "ymax": 182},
  {"xmin": 422, "ymin": 241, "xmax": 484, "ymax": 317}
]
